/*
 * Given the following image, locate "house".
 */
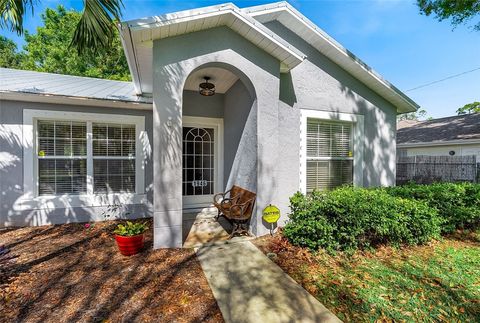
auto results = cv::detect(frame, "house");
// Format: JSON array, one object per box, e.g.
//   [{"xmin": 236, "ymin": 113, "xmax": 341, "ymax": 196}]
[
  {"xmin": 397, "ymin": 114, "xmax": 480, "ymax": 159},
  {"xmin": 0, "ymin": 2, "xmax": 418, "ymax": 248}
]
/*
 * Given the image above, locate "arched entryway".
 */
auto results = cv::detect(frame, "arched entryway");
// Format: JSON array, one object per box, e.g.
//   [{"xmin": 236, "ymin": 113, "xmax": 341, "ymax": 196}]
[
  {"xmin": 181, "ymin": 63, "xmax": 257, "ymax": 247},
  {"xmin": 151, "ymin": 25, "xmax": 282, "ymax": 248}
]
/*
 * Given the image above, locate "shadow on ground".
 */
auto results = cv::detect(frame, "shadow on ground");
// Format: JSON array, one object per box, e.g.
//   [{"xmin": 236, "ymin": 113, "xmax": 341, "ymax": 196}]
[{"xmin": 0, "ymin": 219, "xmax": 223, "ymax": 323}]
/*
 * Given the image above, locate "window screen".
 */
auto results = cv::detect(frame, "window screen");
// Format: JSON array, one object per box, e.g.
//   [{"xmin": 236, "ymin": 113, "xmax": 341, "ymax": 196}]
[
  {"xmin": 306, "ymin": 119, "xmax": 353, "ymax": 192},
  {"xmin": 93, "ymin": 123, "xmax": 136, "ymax": 193},
  {"xmin": 37, "ymin": 120, "xmax": 87, "ymax": 195}
]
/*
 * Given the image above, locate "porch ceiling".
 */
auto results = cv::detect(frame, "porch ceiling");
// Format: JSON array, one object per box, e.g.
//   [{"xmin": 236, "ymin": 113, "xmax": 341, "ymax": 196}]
[
  {"xmin": 184, "ymin": 67, "xmax": 239, "ymax": 94},
  {"xmin": 119, "ymin": 3, "xmax": 305, "ymax": 95}
]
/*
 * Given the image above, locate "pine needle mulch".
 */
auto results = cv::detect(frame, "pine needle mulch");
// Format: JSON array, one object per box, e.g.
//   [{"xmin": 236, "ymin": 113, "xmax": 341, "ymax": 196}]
[
  {"xmin": 254, "ymin": 230, "xmax": 480, "ymax": 322},
  {"xmin": 0, "ymin": 219, "xmax": 223, "ymax": 323}
]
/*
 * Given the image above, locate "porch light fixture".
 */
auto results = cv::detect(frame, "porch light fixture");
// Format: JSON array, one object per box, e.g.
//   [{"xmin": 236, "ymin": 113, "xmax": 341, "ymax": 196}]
[{"xmin": 199, "ymin": 77, "xmax": 215, "ymax": 96}]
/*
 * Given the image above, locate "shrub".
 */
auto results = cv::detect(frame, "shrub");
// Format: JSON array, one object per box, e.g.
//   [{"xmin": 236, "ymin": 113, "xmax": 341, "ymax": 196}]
[
  {"xmin": 386, "ymin": 182, "xmax": 480, "ymax": 233},
  {"xmin": 284, "ymin": 187, "xmax": 441, "ymax": 253},
  {"xmin": 114, "ymin": 221, "xmax": 148, "ymax": 236}
]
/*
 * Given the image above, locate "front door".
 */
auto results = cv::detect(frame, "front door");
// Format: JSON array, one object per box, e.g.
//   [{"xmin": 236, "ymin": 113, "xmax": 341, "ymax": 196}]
[{"xmin": 182, "ymin": 117, "xmax": 223, "ymax": 209}]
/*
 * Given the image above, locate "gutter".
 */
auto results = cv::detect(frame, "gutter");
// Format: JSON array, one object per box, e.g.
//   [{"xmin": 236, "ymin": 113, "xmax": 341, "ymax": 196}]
[
  {"xmin": 397, "ymin": 139, "xmax": 480, "ymax": 148},
  {"xmin": 1, "ymin": 91, "xmax": 153, "ymax": 110}
]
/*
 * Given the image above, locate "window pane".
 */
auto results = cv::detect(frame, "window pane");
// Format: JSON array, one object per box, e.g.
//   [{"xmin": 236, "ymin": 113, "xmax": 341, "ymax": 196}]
[
  {"xmin": 72, "ymin": 122, "xmax": 87, "ymax": 139},
  {"xmin": 37, "ymin": 120, "xmax": 87, "ymax": 196},
  {"xmin": 108, "ymin": 125, "xmax": 122, "ymax": 140},
  {"xmin": 38, "ymin": 158, "xmax": 86, "ymax": 195},
  {"xmin": 93, "ymin": 123, "xmax": 107, "ymax": 139},
  {"xmin": 93, "ymin": 140, "xmax": 107, "ymax": 156},
  {"xmin": 122, "ymin": 141, "xmax": 135, "ymax": 157},
  {"xmin": 122, "ymin": 125, "xmax": 135, "ymax": 140},
  {"xmin": 55, "ymin": 122, "xmax": 71, "ymax": 138},
  {"xmin": 38, "ymin": 120, "xmax": 86, "ymax": 157},
  {"xmin": 93, "ymin": 123, "xmax": 135, "ymax": 157},
  {"xmin": 307, "ymin": 119, "xmax": 352, "ymax": 158},
  {"xmin": 93, "ymin": 159, "xmax": 136, "ymax": 193},
  {"xmin": 72, "ymin": 139, "xmax": 87, "ymax": 156},
  {"xmin": 306, "ymin": 160, "xmax": 353, "ymax": 192},
  {"xmin": 38, "ymin": 139, "xmax": 55, "ymax": 156},
  {"xmin": 38, "ymin": 121, "xmax": 54, "ymax": 137}
]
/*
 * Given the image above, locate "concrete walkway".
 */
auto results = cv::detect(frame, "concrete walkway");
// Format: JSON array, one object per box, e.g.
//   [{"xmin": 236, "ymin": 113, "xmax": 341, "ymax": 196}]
[{"xmin": 196, "ymin": 241, "xmax": 341, "ymax": 323}]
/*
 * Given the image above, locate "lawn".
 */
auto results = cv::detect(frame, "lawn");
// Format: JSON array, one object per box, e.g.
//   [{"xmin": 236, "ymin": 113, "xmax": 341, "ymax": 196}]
[
  {"xmin": 254, "ymin": 230, "xmax": 480, "ymax": 322},
  {"xmin": 0, "ymin": 219, "xmax": 223, "ymax": 323}
]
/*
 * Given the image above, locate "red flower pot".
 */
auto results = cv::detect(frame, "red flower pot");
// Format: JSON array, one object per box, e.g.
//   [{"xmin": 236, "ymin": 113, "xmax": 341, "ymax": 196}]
[{"xmin": 115, "ymin": 234, "xmax": 145, "ymax": 256}]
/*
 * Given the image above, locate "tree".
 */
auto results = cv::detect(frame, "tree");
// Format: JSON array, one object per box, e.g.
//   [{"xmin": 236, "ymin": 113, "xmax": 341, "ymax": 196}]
[
  {"xmin": 398, "ymin": 108, "xmax": 429, "ymax": 121},
  {"xmin": 457, "ymin": 101, "xmax": 480, "ymax": 114},
  {"xmin": 0, "ymin": 35, "xmax": 23, "ymax": 68},
  {"xmin": 0, "ymin": 0, "xmax": 123, "ymax": 53},
  {"xmin": 16, "ymin": 6, "xmax": 130, "ymax": 81},
  {"xmin": 417, "ymin": 0, "xmax": 480, "ymax": 31}
]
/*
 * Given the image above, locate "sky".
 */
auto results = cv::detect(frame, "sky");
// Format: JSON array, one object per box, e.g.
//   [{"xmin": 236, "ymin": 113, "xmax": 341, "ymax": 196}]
[{"xmin": 1, "ymin": 0, "xmax": 479, "ymax": 118}]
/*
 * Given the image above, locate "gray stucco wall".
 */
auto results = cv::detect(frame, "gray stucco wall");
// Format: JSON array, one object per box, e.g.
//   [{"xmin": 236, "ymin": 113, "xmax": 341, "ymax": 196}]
[
  {"xmin": 266, "ymin": 20, "xmax": 398, "ymax": 187},
  {"xmin": 183, "ymin": 90, "xmax": 224, "ymax": 118},
  {"xmin": 152, "ymin": 26, "xmax": 281, "ymax": 247},
  {"xmin": 0, "ymin": 100, "xmax": 154, "ymax": 227},
  {"xmin": 223, "ymin": 80, "xmax": 257, "ymax": 192}
]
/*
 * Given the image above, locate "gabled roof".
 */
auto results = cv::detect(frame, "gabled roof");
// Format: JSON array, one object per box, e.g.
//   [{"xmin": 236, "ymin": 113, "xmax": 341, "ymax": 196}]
[
  {"xmin": 118, "ymin": 2, "xmax": 305, "ymax": 94},
  {"xmin": 245, "ymin": 2, "xmax": 418, "ymax": 113},
  {"xmin": 397, "ymin": 113, "xmax": 480, "ymax": 146},
  {"xmin": 119, "ymin": 1, "xmax": 418, "ymax": 113},
  {"xmin": 0, "ymin": 68, "xmax": 152, "ymax": 109}
]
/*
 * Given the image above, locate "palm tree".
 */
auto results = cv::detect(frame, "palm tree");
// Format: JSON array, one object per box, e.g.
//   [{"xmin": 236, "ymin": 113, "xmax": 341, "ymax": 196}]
[{"xmin": 0, "ymin": 0, "xmax": 123, "ymax": 53}]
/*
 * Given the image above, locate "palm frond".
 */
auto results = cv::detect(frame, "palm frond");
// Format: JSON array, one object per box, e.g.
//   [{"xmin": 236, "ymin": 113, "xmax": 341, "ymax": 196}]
[
  {"xmin": 0, "ymin": 0, "xmax": 36, "ymax": 35},
  {"xmin": 71, "ymin": 0, "xmax": 123, "ymax": 54}
]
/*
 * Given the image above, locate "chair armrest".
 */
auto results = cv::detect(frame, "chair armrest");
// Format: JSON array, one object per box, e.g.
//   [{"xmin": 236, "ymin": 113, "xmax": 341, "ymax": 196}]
[{"xmin": 214, "ymin": 189, "xmax": 231, "ymax": 204}]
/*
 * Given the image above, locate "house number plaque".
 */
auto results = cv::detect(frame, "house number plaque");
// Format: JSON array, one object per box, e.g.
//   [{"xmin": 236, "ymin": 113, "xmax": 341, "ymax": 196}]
[{"xmin": 192, "ymin": 180, "xmax": 208, "ymax": 187}]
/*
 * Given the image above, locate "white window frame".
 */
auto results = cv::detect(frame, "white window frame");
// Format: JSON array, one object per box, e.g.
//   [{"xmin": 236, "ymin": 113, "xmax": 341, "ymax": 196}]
[
  {"xmin": 300, "ymin": 109, "xmax": 364, "ymax": 193},
  {"xmin": 22, "ymin": 109, "xmax": 146, "ymax": 209}
]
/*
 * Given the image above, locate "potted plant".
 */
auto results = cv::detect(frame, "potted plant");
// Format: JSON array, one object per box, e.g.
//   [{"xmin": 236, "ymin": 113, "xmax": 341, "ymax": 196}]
[{"xmin": 114, "ymin": 221, "xmax": 148, "ymax": 256}]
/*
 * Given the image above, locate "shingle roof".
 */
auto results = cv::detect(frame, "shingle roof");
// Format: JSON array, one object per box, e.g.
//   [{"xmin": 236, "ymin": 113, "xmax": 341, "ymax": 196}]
[
  {"xmin": 397, "ymin": 114, "xmax": 480, "ymax": 145},
  {"xmin": 0, "ymin": 68, "xmax": 152, "ymax": 104}
]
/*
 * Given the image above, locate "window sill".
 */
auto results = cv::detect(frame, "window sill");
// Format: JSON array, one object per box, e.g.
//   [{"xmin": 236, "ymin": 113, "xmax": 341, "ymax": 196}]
[{"xmin": 13, "ymin": 193, "xmax": 148, "ymax": 211}]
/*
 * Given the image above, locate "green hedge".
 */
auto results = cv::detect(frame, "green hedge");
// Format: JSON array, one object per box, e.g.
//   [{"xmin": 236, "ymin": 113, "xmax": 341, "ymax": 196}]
[
  {"xmin": 284, "ymin": 183, "xmax": 480, "ymax": 253},
  {"xmin": 284, "ymin": 187, "xmax": 441, "ymax": 253},
  {"xmin": 386, "ymin": 182, "xmax": 480, "ymax": 233}
]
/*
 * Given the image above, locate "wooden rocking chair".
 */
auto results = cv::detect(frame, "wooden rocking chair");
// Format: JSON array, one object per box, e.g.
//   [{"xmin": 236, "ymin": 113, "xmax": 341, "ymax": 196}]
[{"xmin": 213, "ymin": 185, "xmax": 256, "ymax": 238}]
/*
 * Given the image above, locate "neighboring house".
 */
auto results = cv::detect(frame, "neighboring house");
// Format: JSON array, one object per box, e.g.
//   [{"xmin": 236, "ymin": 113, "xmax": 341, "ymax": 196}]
[
  {"xmin": 0, "ymin": 2, "xmax": 418, "ymax": 248},
  {"xmin": 397, "ymin": 114, "xmax": 480, "ymax": 159}
]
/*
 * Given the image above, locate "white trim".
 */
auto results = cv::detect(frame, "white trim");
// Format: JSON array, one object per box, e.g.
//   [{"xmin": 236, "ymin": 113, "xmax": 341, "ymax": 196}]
[
  {"xmin": 397, "ymin": 139, "xmax": 480, "ymax": 148},
  {"xmin": 245, "ymin": 2, "xmax": 418, "ymax": 113},
  {"xmin": 22, "ymin": 109, "xmax": 147, "ymax": 209},
  {"xmin": 1, "ymin": 91, "xmax": 152, "ymax": 110},
  {"xmin": 300, "ymin": 109, "xmax": 364, "ymax": 193},
  {"xmin": 182, "ymin": 116, "xmax": 224, "ymax": 208},
  {"xmin": 119, "ymin": 3, "xmax": 304, "ymax": 94}
]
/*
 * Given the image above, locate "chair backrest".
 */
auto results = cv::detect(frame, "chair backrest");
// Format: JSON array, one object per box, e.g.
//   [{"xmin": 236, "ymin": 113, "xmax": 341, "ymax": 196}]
[{"xmin": 230, "ymin": 185, "xmax": 256, "ymax": 216}]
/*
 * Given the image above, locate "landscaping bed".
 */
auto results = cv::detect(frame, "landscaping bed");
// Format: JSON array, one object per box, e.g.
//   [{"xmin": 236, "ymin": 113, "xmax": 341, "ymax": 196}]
[
  {"xmin": 0, "ymin": 219, "xmax": 223, "ymax": 323},
  {"xmin": 254, "ymin": 230, "xmax": 480, "ymax": 322}
]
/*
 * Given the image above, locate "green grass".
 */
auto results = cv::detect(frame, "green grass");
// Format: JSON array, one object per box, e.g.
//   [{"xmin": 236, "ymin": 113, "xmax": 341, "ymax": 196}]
[{"xmin": 265, "ymin": 230, "xmax": 480, "ymax": 322}]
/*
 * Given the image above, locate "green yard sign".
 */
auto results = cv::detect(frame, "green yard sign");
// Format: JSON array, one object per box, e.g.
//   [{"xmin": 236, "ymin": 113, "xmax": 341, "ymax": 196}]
[{"xmin": 262, "ymin": 204, "xmax": 280, "ymax": 223}]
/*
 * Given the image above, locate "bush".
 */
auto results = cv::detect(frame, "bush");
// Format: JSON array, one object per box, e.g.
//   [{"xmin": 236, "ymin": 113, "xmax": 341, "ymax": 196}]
[
  {"xmin": 284, "ymin": 187, "xmax": 441, "ymax": 253},
  {"xmin": 386, "ymin": 182, "xmax": 480, "ymax": 233}
]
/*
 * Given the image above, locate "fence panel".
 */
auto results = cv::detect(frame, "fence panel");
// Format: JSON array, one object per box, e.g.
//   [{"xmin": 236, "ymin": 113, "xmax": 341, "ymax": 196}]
[{"xmin": 396, "ymin": 155, "xmax": 478, "ymax": 185}]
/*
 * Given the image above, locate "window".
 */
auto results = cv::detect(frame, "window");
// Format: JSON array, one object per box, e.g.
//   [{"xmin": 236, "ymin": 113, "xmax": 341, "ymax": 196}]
[
  {"xmin": 305, "ymin": 118, "xmax": 353, "ymax": 192},
  {"xmin": 37, "ymin": 120, "xmax": 87, "ymax": 195},
  {"xmin": 30, "ymin": 112, "xmax": 144, "ymax": 197},
  {"xmin": 93, "ymin": 123, "xmax": 136, "ymax": 193}
]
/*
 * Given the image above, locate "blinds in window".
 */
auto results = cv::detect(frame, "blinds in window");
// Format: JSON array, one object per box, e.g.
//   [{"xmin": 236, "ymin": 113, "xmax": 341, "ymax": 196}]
[
  {"xmin": 37, "ymin": 120, "xmax": 87, "ymax": 195},
  {"xmin": 306, "ymin": 119, "xmax": 353, "ymax": 192},
  {"xmin": 93, "ymin": 123, "xmax": 136, "ymax": 193}
]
